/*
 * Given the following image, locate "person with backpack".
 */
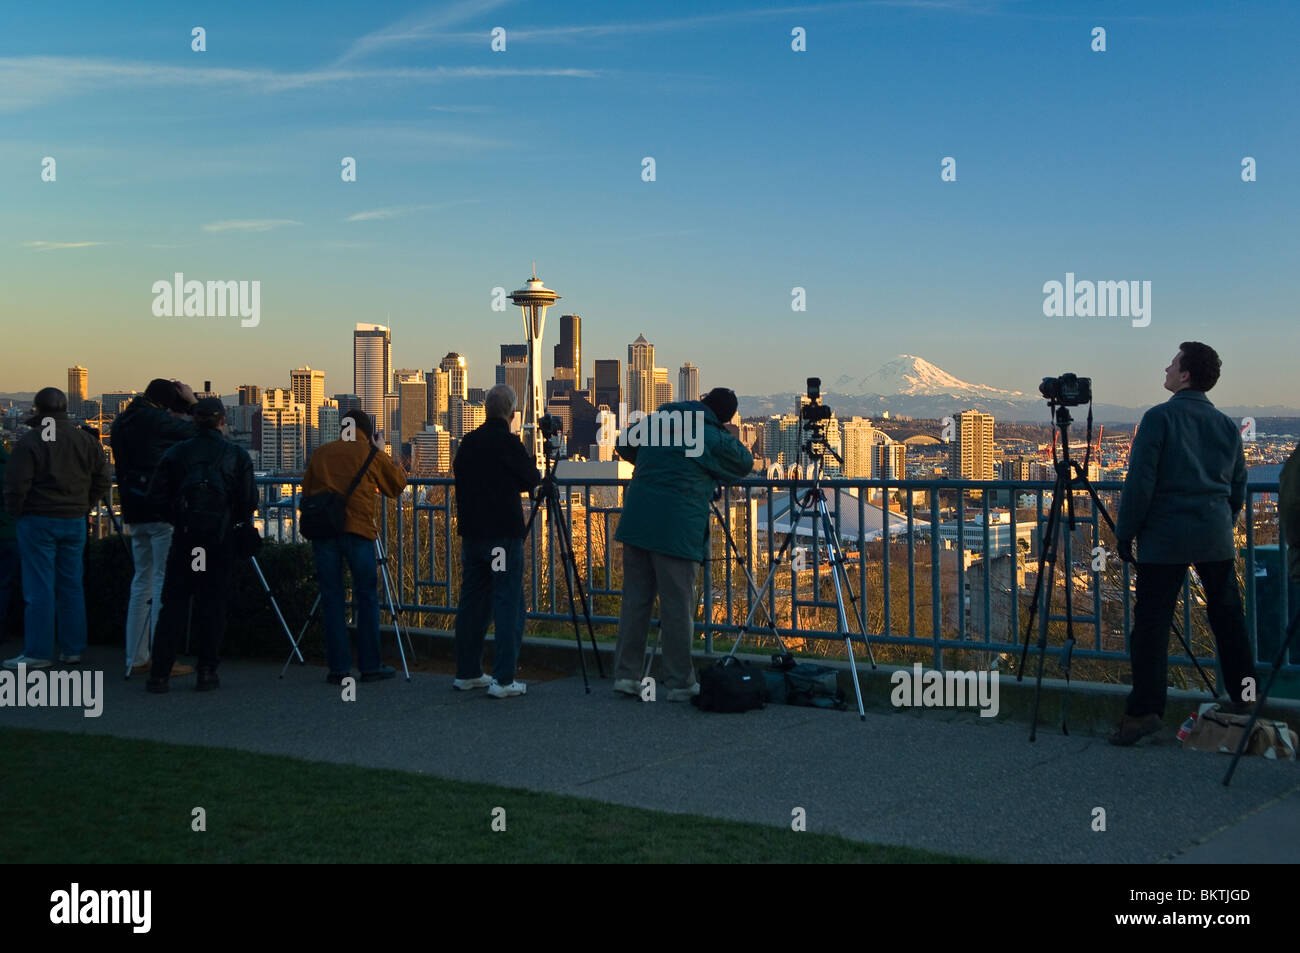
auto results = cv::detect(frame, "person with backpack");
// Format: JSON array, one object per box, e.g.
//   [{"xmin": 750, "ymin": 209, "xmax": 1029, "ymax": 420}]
[
  {"xmin": 109, "ymin": 378, "xmax": 198, "ymax": 675},
  {"xmin": 145, "ymin": 398, "xmax": 256, "ymax": 692},
  {"xmin": 3, "ymin": 387, "xmax": 110, "ymax": 670},
  {"xmin": 300, "ymin": 408, "xmax": 407, "ymax": 684}
]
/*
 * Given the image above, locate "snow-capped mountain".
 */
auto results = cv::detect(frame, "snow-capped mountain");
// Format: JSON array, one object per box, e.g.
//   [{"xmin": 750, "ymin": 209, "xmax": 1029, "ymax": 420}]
[{"xmin": 832, "ymin": 354, "xmax": 1025, "ymax": 400}]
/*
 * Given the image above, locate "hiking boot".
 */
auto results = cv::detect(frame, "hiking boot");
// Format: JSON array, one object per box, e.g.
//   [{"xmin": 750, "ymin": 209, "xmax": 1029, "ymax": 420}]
[
  {"xmin": 361, "ymin": 666, "xmax": 397, "ymax": 682},
  {"xmin": 1108, "ymin": 712, "xmax": 1162, "ymax": 746},
  {"xmin": 613, "ymin": 678, "xmax": 642, "ymax": 697},
  {"xmin": 452, "ymin": 674, "xmax": 493, "ymax": 691},
  {"xmin": 195, "ymin": 669, "xmax": 220, "ymax": 692},
  {"xmin": 146, "ymin": 676, "xmax": 169, "ymax": 694}
]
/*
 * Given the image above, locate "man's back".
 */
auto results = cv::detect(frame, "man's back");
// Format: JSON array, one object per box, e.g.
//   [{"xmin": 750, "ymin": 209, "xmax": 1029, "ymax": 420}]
[
  {"xmin": 1116, "ymin": 389, "xmax": 1245, "ymax": 563},
  {"xmin": 152, "ymin": 430, "xmax": 256, "ymax": 535},
  {"xmin": 452, "ymin": 418, "xmax": 539, "ymax": 538},
  {"xmin": 111, "ymin": 396, "xmax": 195, "ymax": 523},
  {"xmin": 302, "ymin": 437, "xmax": 407, "ymax": 540},
  {"xmin": 3, "ymin": 416, "xmax": 109, "ymax": 519}
]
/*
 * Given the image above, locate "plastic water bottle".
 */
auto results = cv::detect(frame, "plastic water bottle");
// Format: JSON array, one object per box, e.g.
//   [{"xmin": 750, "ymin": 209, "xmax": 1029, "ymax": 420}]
[{"xmin": 1177, "ymin": 712, "xmax": 1197, "ymax": 743}]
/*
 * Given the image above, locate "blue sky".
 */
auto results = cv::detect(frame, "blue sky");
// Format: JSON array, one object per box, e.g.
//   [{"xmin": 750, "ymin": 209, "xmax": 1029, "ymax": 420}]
[{"xmin": 1, "ymin": 0, "xmax": 1296, "ymax": 408}]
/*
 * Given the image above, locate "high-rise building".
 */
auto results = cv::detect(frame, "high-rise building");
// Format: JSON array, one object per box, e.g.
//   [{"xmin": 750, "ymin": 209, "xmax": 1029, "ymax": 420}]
[
  {"xmin": 237, "ymin": 384, "xmax": 263, "ymax": 406},
  {"xmin": 496, "ymin": 345, "xmax": 529, "ymax": 407},
  {"xmin": 441, "ymin": 352, "xmax": 469, "ymax": 438},
  {"xmin": 763, "ymin": 415, "xmax": 802, "ymax": 468},
  {"xmin": 627, "ymin": 334, "xmax": 654, "ymax": 415},
  {"xmin": 290, "ymin": 366, "xmax": 326, "ymax": 453},
  {"xmin": 411, "ymin": 425, "xmax": 452, "ymax": 476},
  {"xmin": 353, "ymin": 323, "xmax": 392, "ymax": 425},
  {"xmin": 393, "ymin": 368, "xmax": 422, "ymax": 390},
  {"xmin": 951, "ymin": 410, "xmax": 995, "ymax": 480},
  {"xmin": 195, "ymin": 381, "xmax": 220, "ymax": 400},
  {"xmin": 101, "ymin": 391, "xmax": 137, "ymax": 417},
  {"xmin": 873, "ymin": 440, "xmax": 906, "ymax": 481},
  {"xmin": 553, "ymin": 314, "xmax": 581, "ymax": 385},
  {"xmin": 593, "ymin": 359, "xmax": 621, "ymax": 411},
  {"xmin": 317, "ymin": 403, "xmax": 341, "ymax": 447},
  {"xmin": 456, "ymin": 400, "xmax": 486, "ymax": 441},
  {"xmin": 840, "ymin": 417, "xmax": 882, "ymax": 479},
  {"xmin": 547, "ymin": 389, "xmax": 598, "ymax": 453},
  {"xmin": 384, "ymin": 394, "xmax": 401, "ymax": 453},
  {"xmin": 67, "ymin": 366, "xmax": 88, "ymax": 416},
  {"xmin": 260, "ymin": 388, "xmax": 307, "ymax": 472},
  {"xmin": 399, "ymin": 375, "xmax": 427, "ymax": 448},
  {"xmin": 652, "ymin": 367, "xmax": 671, "ymax": 411},
  {"xmin": 333, "ymin": 393, "xmax": 362, "ymax": 416},
  {"xmin": 678, "ymin": 362, "xmax": 699, "ymax": 403},
  {"xmin": 426, "ymin": 369, "xmax": 450, "ymax": 430}
]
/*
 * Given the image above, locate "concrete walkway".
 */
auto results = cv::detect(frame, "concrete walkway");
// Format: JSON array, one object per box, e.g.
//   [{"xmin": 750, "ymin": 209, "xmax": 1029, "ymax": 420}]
[{"xmin": 2, "ymin": 646, "xmax": 1297, "ymax": 863}]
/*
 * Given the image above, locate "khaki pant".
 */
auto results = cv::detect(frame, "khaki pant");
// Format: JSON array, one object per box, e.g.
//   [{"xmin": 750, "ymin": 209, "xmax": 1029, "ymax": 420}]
[{"xmin": 614, "ymin": 543, "xmax": 700, "ymax": 690}]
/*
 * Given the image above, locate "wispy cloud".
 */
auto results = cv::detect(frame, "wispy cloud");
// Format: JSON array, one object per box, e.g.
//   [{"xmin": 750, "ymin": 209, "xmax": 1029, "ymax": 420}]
[
  {"xmin": 335, "ymin": 0, "xmax": 520, "ymax": 63},
  {"xmin": 345, "ymin": 199, "xmax": 481, "ymax": 222},
  {"xmin": 201, "ymin": 219, "xmax": 302, "ymax": 233},
  {"xmin": 23, "ymin": 241, "xmax": 104, "ymax": 251},
  {"xmin": 0, "ymin": 57, "xmax": 597, "ymax": 111}
]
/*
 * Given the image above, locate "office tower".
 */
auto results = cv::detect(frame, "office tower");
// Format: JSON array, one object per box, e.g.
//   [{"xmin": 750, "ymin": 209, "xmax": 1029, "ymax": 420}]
[
  {"xmin": 101, "ymin": 391, "xmax": 137, "ymax": 417},
  {"xmin": 411, "ymin": 426, "xmax": 452, "ymax": 476},
  {"xmin": 547, "ymin": 389, "xmax": 598, "ymax": 453},
  {"xmin": 440, "ymin": 352, "xmax": 468, "ymax": 402},
  {"xmin": 399, "ymin": 376, "xmax": 427, "ymax": 449},
  {"xmin": 237, "ymin": 384, "xmax": 263, "ymax": 406},
  {"xmin": 1000, "ymin": 456, "xmax": 1031, "ymax": 482},
  {"xmin": 457, "ymin": 400, "xmax": 486, "ymax": 441},
  {"xmin": 763, "ymin": 415, "xmax": 802, "ymax": 467},
  {"xmin": 468, "ymin": 387, "xmax": 486, "ymax": 404},
  {"xmin": 627, "ymin": 334, "xmax": 654, "ymax": 415},
  {"xmin": 593, "ymin": 359, "xmax": 621, "ymax": 411},
  {"xmin": 317, "ymin": 403, "xmax": 341, "ymax": 447},
  {"xmin": 260, "ymin": 389, "xmax": 306, "ymax": 472},
  {"xmin": 738, "ymin": 422, "xmax": 758, "ymax": 453},
  {"xmin": 384, "ymin": 394, "xmax": 400, "ymax": 452},
  {"xmin": 67, "ymin": 366, "xmax": 88, "ymax": 416},
  {"xmin": 426, "ymin": 369, "xmax": 449, "ymax": 430},
  {"xmin": 195, "ymin": 380, "xmax": 220, "ymax": 400},
  {"xmin": 678, "ymin": 362, "xmax": 699, "ymax": 403},
  {"xmin": 818, "ymin": 415, "xmax": 843, "ymax": 476},
  {"xmin": 653, "ymin": 367, "xmax": 671, "ymax": 411},
  {"xmin": 553, "ymin": 313, "xmax": 581, "ymax": 385},
  {"xmin": 290, "ymin": 366, "xmax": 326, "ymax": 453},
  {"xmin": 500, "ymin": 343, "xmax": 528, "ymax": 365},
  {"xmin": 951, "ymin": 409, "xmax": 995, "ymax": 480},
  {"xmin": 840, "ymin": 417, "xmax": 881, "ymax": 479},
  {"xmin": 873, "ymin": 439, "xmax": 906, "ymax": 481},
  {"xmin": 353, "ymin": 323, "xmax": 392, "ymax": 424},
  {"xmin": 333, "ymin": 393, "xmax": 362, "ymax": 416},
  {"xmin": 393, "ymin": 368, "xmax": 422, "ymax": 391},
  {"xmin": 496, "ymin": 344, "xmax": 529, "ymax": 407}
]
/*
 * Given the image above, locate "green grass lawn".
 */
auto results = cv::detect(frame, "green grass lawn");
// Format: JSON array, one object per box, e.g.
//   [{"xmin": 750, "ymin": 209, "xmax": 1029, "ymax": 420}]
[{"xmin": 0, "ymin": 728, "xmax": 979, "ymax": 864}]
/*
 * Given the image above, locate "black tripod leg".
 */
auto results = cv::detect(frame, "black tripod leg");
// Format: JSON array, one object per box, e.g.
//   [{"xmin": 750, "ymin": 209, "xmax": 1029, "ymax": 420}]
[
  {"xmin": 1059, "ymin": 473, "xmax": 1080, "ymax": 735},
  {"xmin": 1028, "ymin": 483, "xmax": 1065, "ymax": 742},
  {"xmin": 550, "ymin": 494, "xmax": 592, "ymax": 692},
  {"xmin": 1019, "ymin": 485, "xmax": 1062, "ymax": 678},
  {"xmin": 1224, "ymin": 606, "xmax": 1300, "ymax": 785}
]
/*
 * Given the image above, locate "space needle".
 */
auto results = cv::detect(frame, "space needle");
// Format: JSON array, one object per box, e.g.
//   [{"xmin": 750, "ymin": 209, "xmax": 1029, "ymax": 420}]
[{"xmin": 508, "ymin": 266, "xmax": 561, "ymax": 468}]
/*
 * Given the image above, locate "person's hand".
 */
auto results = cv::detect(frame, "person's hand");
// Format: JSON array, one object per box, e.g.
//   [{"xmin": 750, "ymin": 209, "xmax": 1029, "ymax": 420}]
[
  {"xmin": 370, "ymin": 431, "xmax": 385, "ymax": 451},
  {"xmin": 1117, "ymin": 538, "xmax": 1135, "ymax": 564}
]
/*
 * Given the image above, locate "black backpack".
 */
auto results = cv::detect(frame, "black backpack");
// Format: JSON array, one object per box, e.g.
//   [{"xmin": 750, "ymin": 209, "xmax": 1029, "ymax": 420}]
[
  {"xmin": 692, "ymin": 656, "xmax": 766, "ymax": 713},
  {"xmin": 175, "ymin": 447, "xmax": 232, "ymax": 542}
]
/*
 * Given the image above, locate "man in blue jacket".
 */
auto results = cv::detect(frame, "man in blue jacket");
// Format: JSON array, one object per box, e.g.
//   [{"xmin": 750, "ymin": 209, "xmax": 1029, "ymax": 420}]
[
  {"xmin": 612, "ymin": 388, "xmax": 754, "ymax": 701},
  {"xmin": 1110, "ymin": 342, "xmax": 1255, "ymax": 745}
]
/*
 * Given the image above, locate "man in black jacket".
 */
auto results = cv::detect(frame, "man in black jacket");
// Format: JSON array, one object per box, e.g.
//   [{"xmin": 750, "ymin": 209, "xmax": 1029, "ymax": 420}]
[
  {"xmin": 145, "ymin": 399, "xmax": 256, "ymax": 692},
  {"xmin": 110, "ymin": 379, "xmax": 197, "ymax": 675},
  {"xmin": 452, "ymin": 385, "xmax": 540, "ymax": 698}
]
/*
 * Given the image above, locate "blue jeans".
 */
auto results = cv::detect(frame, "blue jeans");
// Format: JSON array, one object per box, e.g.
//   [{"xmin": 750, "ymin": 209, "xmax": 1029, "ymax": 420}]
[
  {"xmin": 0, "ymin": 538, "xmax": 18, "ymax": 638},
  {"xmin": 15, "ymin": 515, "xmax": 88, "ymax": 660},
  {"xmin": 455, "ymin": 537, "xmax": 525, "ymax": 684},
  {"xmin": 313, "ymin": 533, "xmax": 381, "ymax": 675}
]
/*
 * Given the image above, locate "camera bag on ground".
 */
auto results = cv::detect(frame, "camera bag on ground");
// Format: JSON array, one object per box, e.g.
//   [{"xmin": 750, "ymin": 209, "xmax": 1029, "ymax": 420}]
[
  {"xmin": 692, "ymin": 656, "xmax": 765, "ymax": 713},
  {"xmin": 299, "ymin": 446, "xmax": 377, "ymax": 541},
  {"xmin": 783, "ymin": 662, "xmax": 847, "ymax": 710},
  {"xmin": 1182, "ymin": 702, "xmax": 1298, "ymax": 759}
]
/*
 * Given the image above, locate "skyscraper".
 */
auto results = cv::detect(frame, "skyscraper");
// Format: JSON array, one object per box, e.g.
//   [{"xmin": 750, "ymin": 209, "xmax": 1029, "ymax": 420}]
[
  {"xmin": 353, "ymin": 323, "xmax": 391, "ymax": 426},
  {"xmin": 873, "ymin": 439, "xmax": 906, "ymax": 481},
  {"xmin": 840, "ymin": 416, "xmax": 881, "ymax": 479},
  {"xmin": 260, "ymin": 388, "xmax": 307, "ymax": 472},
  {"xmin": 678, "ymin": 362, "xmax": 699, "ymax": 403},
  {"xmin": 101, "ymin": 391, "xmax": 137, "ymax": 417},
  {"xmin": 627, "ymin": 334, "xmax": 654, "ymax": 415},
  {"xmin": 553, "ymin": 314, "xmax": 581, "ymax": 385},
  {"xmin": 411, "ymin": 426, "xmax": 452, "ymax": 476},
  {"xmin": 426, "ymin": 369, "xmax": 450, "ymax": 430},
  {"xmin": 951, "ymin": 410, "xmax": 995, "ymax": 480},
  {"xmin": 440, "ymin": 353, "xmax": 469, "ymax": 438},
  {"xmin": 496, "ymin": 344, "xmax": 529, "ymax": 408},
  {"xmin": 67, "ymin": 366, "xmax": 88, "ymax": 416},
  {"xmin": 398, "ymin": 374, "xmax": 427, "ymax": 449},
  {"xmin": 290, "ymin": 366, "xmax": 326, "ymax": 453},
  {"xmin": 593, "ymin": 359, "xmax": 621, "ymax": 411},
  {"xmin": 653, "ymin": 367, "xmax": 671, "ymax": 411},
  {"xmin": 237, "ymin": 384, "xmax": 263, "ymax": 406}
]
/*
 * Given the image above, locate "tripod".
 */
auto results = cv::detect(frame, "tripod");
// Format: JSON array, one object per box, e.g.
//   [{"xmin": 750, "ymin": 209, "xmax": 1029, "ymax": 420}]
[
  {"xmin": 734, "ymin": 422, "xmax": 874, "ymax": 719},
  {"xmin": 1017, "ymin": 402, "xmax": 1215, "ymax": 740},
  {"xmin": 523, "ymin": 439, "xmax": 604, "ymax": 693},
  {"xmin": 280, "ymin": 535, "xmax": 416, "ymax": 679}
]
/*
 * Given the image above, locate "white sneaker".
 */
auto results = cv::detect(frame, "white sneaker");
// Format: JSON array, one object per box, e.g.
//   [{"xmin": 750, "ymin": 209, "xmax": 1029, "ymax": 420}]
[
  {"xmin": 487, "ymin": 679, "xmax": 527, "ymax": 698},
  {"xmin": 613, "ymin": 678, "xmax": 641, "ymax": 697},
  {"xmin": 58, "ymin": 653, "xmax": 83, "ymax": 664},
  {"xmin": 667, "ymin": 682, "xmax": 701, "ymax": 703},
  {"xmin": 4, "ymin": 655, "xmax": 52, "ymax": 671},
  {"xmin": 452, "ymin": 674, "xmax": 494, "ymax": 691}
]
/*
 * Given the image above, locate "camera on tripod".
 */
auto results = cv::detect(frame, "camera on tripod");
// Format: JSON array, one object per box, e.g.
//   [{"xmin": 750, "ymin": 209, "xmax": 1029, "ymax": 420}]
[
  {"xmin": 801, "ymin": 377, "xmax": 832, "ymax": 423},
  {"xmin": 1038, "ymin": 373, "xmax": 1092, "ymax": 407},
  {"xmin": 538, "ymin": 414, "xmax": 563, "ymax": 440}
]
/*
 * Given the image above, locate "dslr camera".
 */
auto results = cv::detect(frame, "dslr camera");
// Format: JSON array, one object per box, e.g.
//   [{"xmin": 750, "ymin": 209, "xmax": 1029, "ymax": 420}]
[
  {"xmin": 801, "ymin": 377, "xmax": 832, "ymax": 422},
  {"xmin": 1039, "ymin": 373, "xmax": 1092, "ymax": 407},
  {"xmin": 538, "ymin": 414, "xmax": 563, "ymax": 439}
]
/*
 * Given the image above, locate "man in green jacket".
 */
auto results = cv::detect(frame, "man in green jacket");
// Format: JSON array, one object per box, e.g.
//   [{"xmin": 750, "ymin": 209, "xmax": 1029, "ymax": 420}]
[
  {"xmin": 612, "ymin": 388, "xmax": 754, "ymax": 701},
  {"xmin": 1110, "ymin": 343, "xmax": 1255, "ymax": 745},
  {"xmin": 1282, "ymin": 445, "xmax": 1300, "ymax": 588}
]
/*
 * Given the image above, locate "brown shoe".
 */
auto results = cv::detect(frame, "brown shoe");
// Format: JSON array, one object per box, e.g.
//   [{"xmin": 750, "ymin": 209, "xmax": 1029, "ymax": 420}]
[
  {"xmin": 131, "ymin": 662, "xmax": 152, "ymax": 674},
  {"xmin": 1108, "ymin": 713, "xmax": 1163, "ymax": 746},
  {"xmin": 170, "ymin": 663, "xmax": 195, "ymax": 677}
]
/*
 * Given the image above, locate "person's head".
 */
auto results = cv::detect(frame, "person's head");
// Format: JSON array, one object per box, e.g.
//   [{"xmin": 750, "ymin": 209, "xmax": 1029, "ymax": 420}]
[
  {"xmin": 192, "ymin": 397, "xmax": 226, "ymax": 431},
  {"xmin": 341, "ymin": 409, "xmax": 375, "ymax": 442},
  {"xmin": 701, "ymin": 387, "xmax": 738, "ymax": 424},
  {"xmin": 485, "ymin": 384, "xmax": 517, "ymax": 422},
  {"xmin": 144, "ymin": 378, "xmax": 179, "ymax": 408},
  {"xmin": 1165, "ymin": 342, "xmax": 1221, "ymax": 393},
  {"xmin": 33, "ymin": 387, "xmax": 67, "ymax": 416}
]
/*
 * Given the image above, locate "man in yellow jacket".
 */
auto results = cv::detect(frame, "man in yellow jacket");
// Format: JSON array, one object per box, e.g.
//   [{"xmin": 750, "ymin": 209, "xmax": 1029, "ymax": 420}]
[{"xmin": 301, "ymin": 410, "xmax": 407, "ymax": 683}]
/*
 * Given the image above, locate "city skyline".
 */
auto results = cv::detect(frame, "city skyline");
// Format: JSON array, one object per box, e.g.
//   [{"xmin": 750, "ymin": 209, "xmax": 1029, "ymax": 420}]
[{"xmin": 2, "ymin": 1, "xmax": 1296, "ymax": 407}]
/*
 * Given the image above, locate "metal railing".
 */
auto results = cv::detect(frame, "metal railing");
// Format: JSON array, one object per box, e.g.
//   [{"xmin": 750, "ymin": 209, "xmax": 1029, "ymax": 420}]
[{"xmin": 231, "ymin": 475, "xmax": 1296, "ymax": 681}]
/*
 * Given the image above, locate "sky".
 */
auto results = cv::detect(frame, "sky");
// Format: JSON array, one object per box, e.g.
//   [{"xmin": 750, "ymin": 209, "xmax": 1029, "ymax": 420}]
[{"xmin": 1, "ymin": 0, "xmax": 1296, "ymax": 408}]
